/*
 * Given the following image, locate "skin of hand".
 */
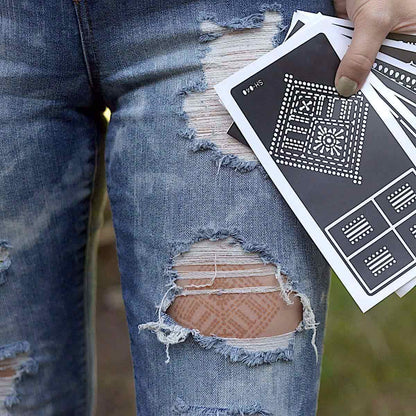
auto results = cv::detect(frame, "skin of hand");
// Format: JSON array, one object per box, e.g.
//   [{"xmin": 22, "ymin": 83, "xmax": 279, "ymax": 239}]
[{"xmin": 334, "ymin": 0, "xmax": 416, "ymax": 97}]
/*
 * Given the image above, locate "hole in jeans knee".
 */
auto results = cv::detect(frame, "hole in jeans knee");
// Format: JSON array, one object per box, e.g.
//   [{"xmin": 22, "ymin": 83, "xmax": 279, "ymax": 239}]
[
  {"xmin": 0, "ymin": 341, "xmax": 38, "ymax": 411},
  {"xmin": 166, "ymin": 237, "xmax": 302, "ymax": 339},
  {"xmin": 138, "ymin": 230, "xmax": 319, "ymax": 365},
  {"xmin": 179, "ymin": 7, "xmax": 284, "ymax": 173}
]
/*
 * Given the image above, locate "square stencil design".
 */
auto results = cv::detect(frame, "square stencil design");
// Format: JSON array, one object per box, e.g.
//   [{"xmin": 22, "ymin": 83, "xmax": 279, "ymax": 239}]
[
  {"xmin": 375, "ymin": 171, "xmax": 416, "ymax": 224},
  {"xmin": 342, "ymin": 214, "xmax": 374, "ymax": 245},
  {"xmin": 326, "ymin": 201, "xmax": 389, "ymax": 257},
  {"xmin": 364, "ymin": 246, "xmax": 396, "ymax": 277},
  {"xmin": 387, "ymin": 182, "xmax": 416, "ymax": 213},
  {"xmin": 350, "ymin": 231, "xmax": 414, "ymax": 291},
  {"xmin": 269, "ymin": 74, "xmax": 369, "ymax": 184}
]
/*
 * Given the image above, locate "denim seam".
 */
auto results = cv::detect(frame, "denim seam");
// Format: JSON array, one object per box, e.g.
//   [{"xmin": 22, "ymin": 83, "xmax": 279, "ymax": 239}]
[
  {"xmin": 72, "ymin": 0, "xmax": 105, "ymax": 104},
  {"xmin": 73, "ymin": 1, "xmax": 94, "ymax": 89}
]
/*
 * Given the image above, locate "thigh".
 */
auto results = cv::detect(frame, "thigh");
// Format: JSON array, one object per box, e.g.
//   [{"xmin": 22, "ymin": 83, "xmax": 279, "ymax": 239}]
[
  {"xmin": 93, "ymin": 0, "xmax": 333, "ymax": 415},
  {"xmin": 0, "ymin": 2, "xmax": 104, "ymax": 414}
]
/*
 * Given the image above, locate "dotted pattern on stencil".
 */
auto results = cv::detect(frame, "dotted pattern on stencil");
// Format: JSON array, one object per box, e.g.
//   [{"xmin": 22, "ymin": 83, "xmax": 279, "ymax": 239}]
[
  {"xmin": 372, "ymin": 62, "xmax": 416, "ymax": 93},
  {"xmin": 341, "ymin": 214, "xmax": 374, "ymax": 245},
  {"xmin": 269, "ymin": 73, "xmax": 369, "ymax": 184},
  {"xmin": 387, "ymin": 183, "xmax": 416, "ymax": 213},
  {"xmin": 364, "ymin": 246, "xmax": 396, "ymax": 277}
]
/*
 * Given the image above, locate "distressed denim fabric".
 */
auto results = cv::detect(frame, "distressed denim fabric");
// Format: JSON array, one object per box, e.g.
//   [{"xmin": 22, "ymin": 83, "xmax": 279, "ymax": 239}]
[{"xmin": 0, "ymin": 0, "xmax": 334, "ymax": 415}]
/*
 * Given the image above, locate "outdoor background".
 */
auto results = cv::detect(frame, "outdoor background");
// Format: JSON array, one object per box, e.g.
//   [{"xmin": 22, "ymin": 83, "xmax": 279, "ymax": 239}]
[{"xmin": 96, "ymin": 199, "xmax": 416, "ymax": 416}]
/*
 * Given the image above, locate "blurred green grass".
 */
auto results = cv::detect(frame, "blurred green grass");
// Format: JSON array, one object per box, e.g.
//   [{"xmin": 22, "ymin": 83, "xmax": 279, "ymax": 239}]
[{"xmin": 318, "ymin": 272, "xmax": 416, "ymax": 415}]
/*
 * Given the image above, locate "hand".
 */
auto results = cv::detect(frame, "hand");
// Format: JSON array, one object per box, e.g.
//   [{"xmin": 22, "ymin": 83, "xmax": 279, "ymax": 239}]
[{"xmin": 334, "ymin": 0, "xmax": 416, "ymax": 96}]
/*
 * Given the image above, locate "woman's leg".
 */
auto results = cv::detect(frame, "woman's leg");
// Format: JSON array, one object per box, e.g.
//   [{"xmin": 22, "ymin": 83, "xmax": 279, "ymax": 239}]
[
  {"xmin": 0, "ymin": 2, "xmax": 106, "ymax": 413},
  {"xmin": 85, "ymin": 0, "xmax": 333, "ymax": 414}
]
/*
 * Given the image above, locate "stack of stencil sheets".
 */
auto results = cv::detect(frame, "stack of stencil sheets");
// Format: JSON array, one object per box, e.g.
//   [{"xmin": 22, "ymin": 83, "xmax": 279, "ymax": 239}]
[{"xmin": 215, "ymin": 11, "xmax": 416, "ymax": 312}]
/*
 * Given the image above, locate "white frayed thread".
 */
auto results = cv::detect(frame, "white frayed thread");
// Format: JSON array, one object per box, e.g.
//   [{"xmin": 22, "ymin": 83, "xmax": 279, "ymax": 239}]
[
  {"xmin": 175, "ymin": 266, "xmax": 274, "ymax": 280},
  {"xmin": 178, "ymin": 253, "xmax": 218, "ymax": 289},
  {"xmin": 178, "ymin": 285, "xmax": 280, "ymax": 296},
  {"xmin": 138, "ymin": 284, "xmax": 190, "ymax": 364},
  {"xmin": 171, "ymin": 238, "xmax": 269, "ymax": 266},
  {"xmin": 216, "ymin": 155, "xmax": 226, "ymax": 175},
  {"xmin": 274, "ymin": 264, "xmax": 293, "ymax": 305},
  {"xmin": 296, "ymin": 293, "xmax": 319, "ymax": 363},
  {"xmin": 274, "ymin": 266, "xmax": 320, "ymax": 363},
  {"xmin": 224, "ymin": 331, "xmax": 294, "ymax": 352},
  {"xmin": 138, "ymin": 320, "xmax": 190, "ymax": 364}
]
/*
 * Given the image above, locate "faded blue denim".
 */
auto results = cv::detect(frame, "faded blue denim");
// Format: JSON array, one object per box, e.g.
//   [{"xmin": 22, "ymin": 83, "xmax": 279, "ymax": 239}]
[{"xmin": 0, "ymin": 0, "xmax": 334, "ymax": 415}]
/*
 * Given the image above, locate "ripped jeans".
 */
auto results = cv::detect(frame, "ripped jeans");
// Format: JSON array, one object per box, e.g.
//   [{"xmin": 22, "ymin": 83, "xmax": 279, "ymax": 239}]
[{"xmin": 0, "ymin": 0, "xmax": 334, "ymax": 415}]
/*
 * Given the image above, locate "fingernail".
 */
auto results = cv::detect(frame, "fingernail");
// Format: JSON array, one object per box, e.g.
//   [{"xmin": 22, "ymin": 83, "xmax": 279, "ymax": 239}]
[{"xmin": 335, "ymin": 76, "xmax": 358, "ymax": 97}]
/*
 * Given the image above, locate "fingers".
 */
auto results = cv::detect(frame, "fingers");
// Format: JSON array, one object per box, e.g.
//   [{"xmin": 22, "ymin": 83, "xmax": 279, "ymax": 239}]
[
  {"xmin": 334, "ymin": 0, "xmax": 348, "ymax": 19},
  {"xmin": 335, "ymin": 14, "xmax": 392, "ymax": 97}
]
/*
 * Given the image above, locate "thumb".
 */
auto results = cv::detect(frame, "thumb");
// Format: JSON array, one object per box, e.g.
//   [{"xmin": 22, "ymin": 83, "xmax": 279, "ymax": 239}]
[{"xmin": 335, "ymin": 15, "xmax": 391, "ymax": 97}]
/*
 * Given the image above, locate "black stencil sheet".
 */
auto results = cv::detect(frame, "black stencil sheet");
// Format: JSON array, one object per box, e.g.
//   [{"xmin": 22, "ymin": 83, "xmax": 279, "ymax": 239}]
[{"xmin": 227, "ymin": 33, "xmax": 416, "ymax": 297}]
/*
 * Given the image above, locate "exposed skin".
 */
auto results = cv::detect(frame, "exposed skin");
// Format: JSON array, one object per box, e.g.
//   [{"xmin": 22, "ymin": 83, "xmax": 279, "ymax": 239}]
[{"xmin": 334, "ymin": 0, "xmax": 416, "ymax": 96}]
